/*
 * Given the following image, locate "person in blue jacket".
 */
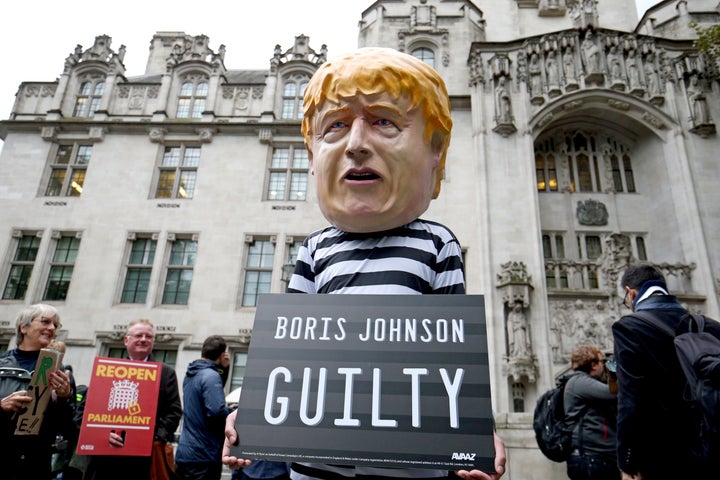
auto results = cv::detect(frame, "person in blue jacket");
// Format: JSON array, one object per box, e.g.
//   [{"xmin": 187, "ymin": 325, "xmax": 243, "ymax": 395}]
[{"xmin": 175, "ymin": 335, "xmax": 233, "ymax": 480}]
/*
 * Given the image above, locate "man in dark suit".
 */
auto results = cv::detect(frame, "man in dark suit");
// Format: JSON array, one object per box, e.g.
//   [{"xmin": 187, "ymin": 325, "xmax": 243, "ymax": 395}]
[
  {"xmin": 612, "ymin": 263, "xmax": 720, "ymax": 480},
  {"xmin": 83, "ymin": 319, "xmax": 182, "ymax": 480}
]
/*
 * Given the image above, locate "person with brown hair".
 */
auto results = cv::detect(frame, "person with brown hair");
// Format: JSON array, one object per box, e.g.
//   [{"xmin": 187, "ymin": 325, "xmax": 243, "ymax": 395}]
[{"xmin": 563, "ymin": 345, "xmax": 618, "ymax": 480}]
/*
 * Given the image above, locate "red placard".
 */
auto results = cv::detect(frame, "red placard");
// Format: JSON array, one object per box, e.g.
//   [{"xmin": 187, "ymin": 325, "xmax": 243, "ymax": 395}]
[{"xmin": 76, "ymin": 357, "xmax": 162, "ymax": 456}]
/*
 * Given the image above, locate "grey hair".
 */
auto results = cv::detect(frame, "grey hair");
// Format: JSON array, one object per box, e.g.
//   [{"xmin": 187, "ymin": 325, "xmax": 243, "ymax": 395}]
[{"xmin": 15, "ymin": 304, "xmax": 61, "ymax": 345}]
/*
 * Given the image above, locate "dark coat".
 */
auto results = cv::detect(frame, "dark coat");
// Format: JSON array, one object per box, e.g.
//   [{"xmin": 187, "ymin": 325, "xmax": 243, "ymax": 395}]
[
  {"xmin": 175, "ymin": 358, "xmax": 232, "ymax": 464},
  {"xmin": 0, "ymin": 349, "xmax": 75, "ymax": 480},
  {"xmin": 612, "ymin": 294, "xmax": 720, "ymax": 479}
]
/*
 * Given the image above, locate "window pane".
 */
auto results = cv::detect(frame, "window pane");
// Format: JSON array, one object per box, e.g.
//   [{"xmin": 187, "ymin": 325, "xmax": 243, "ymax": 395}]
[
  {"xmin": 129, "ymin": 239, "xmax": 156, "ymax": 265},
  {"xmin": 162, "ymin": 268, "xmax": 193, "ymax": 304},
  {"xmin": 16, "ymin": 236, "xmax": 41, "ymax": 262},
  {"xmin": 76, "ymin": 146, "xmax": 93, "ymax": 165},
  {"xmin": 242, "ymin": 270, "xmax": 271, "ymax": 306},
  {"xmin": 292, "ymin": 149, "xmax": 309, "ymax": 169},
  {"xmin": 162, "ymin": 148, "xmax": 181, "ymax": 166},
  {"xmin": 289, "ymin": 172, "xmax": 307, "ymax": 201},
  {"xmin": 272, "ymin": 149, "xmax": 290, "ymax": 168},
  {"xmin": 536, "ymin": 155, "xmax": 546, "ymax": 191},
  {"xmin": 56, "ymin": 146, "xmax": 73, "ymax": 164},
  {"xmin": 283, "ymin": 82, "xmax": 297, "ymax": 96},
  {"xmin": 44, "ymin": 265, "xmax": 73, "ymax": 300},
  {"xmin": 577, "ymin": 154, "xmax": 592, "ymax": 192},
  {"xmin": 156, "ymin": 172, "xmax": 176, "ymax": 198},
  {"xmin": 68, "ymin": 171, "xmax": 85, "ymax": 196},
  {"xmin": 636, "ymin": 237, "xmax": 647, "ymax": 261},
  {"xmin": 281, "ymin": 99, "xmax": 295, "ymax": 119},
  {"xmin": 585, "ymin": 236, "xmax": 602, "ymax": 259},
  {"xmin": 267, "ymin": 172, "xmax": 286, "ymax": 200},
  {"xmin": 179, "ymin": 82, "xmax": 194, "ymax": 96},
  {"xmin": 169, "ymin": 240, "xmax": 197, "ymax": 266},
  {"xmin": 46, "ymin": 170, "xmax": 66, "ymax": 196},
  {"xmin": 53, "ymin": 237, "xmax": 80, "ymax": 263},
  {"xmin": 183, "ymin": 148, "xmax": 201, "ymax": 167},
  {"xmin": 121, "ymin": 268, "xmax": 151, "ymax": 303},
  {"xmin": 2, "ymin": 265, "xmax": 33, "ymax": 300},
  {"xmin": 177, "ymin": 99, "xmax": 190, "ymax": 118},
  {"xmin": 542, "ymin": 235, "xmax": 552, "ymax": 258},
  {"xmin": 623, "ymin": 155, "xmax": 636, "ymax": 193},
  {"xmin": 247, "ymin": 241, "xmax": 274, "ymax": 268},
  {"xmin": 196, "ymin": 82, "xmax": 208, "ymax": 96},
  {"xmin": 179, "ymin": 171, "xmax": 196, "ymax": 198},
  {"xmin": 191, "ymin": 100, "xmax": 205, "ymax": 118},
  {"xmin": 229, "ymin": 352, "xmax": 248, "ymax": 391}
]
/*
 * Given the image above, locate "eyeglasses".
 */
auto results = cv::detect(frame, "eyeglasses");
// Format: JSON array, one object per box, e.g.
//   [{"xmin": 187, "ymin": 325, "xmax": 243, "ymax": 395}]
[
  {"xmin": 127, "ymin": 333, "xmax": 154, "ymax": 340},
  {"xmin": 603, "ymin": 357, "xmax": 617, "ymax": 373},
  {"xmin": 33, "ymin": 317, "xmax": 61, "ymax": 329},
  {"xmin": 623, "ymin": 289, "xmax": 631, "ymax": 309}
]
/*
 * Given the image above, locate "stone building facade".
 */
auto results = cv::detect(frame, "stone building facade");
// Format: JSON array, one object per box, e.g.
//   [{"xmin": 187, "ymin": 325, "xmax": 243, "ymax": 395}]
[{"xmin": 1, "ymin": 0, "xmax": 719, "ymax": 477}]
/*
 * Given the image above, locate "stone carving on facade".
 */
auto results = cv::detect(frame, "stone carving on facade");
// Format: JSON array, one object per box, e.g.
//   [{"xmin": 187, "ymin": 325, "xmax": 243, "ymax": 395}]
[
  {"xmin": 148, "ymin": 127, "xmax": 167, "ymax": 143},
  {"xmin": 128, "ymin": 87, "xmax": 146, "ymax": 111},
  {"xmin": 234, "ymin": 88, "xmax": 251, "ymax": 112},
  {"xmin": 607, "ymin": 46, "xmax": 624, "ymax": 87},
  {"xmin": 545, "ymin": 49, "xmax": 561, "ymax": 97},
  {"xmin": 562, "ymin": 45, "xmax": 579, "ymax": 91},
  {"xmin": 468, "ymin": 48, "xmax": 485, "ymax": 86},
  {"xmin": 493, "ymin": 73, "xmax": 517, "ymax": 136},
  {"xmin": 497, "ymin": 261, "xmax": 538, "ymax": 383},
  {"xmin": 550, "ymin": 299, "xmax": 614, "ymax": 363},
  {"xmin": 538, "ymin": 0, "xmax": 566, "ymax": 17},
  {"xmin": 643, "ymin": 53, "xmax": 663, "ymax": 105},
  {"xmin": 597, "ymin": 233, "xmax": 633, "ymax": 313},
  {"xmin": 576, "ymin": 199, "xmax": 609, "ymax": 226},
  {"xmin": 569, "ymin": 0, "xmax": 598, "ymax": 29},
  {"xmin": 581, "ymin": 30, "xmax": 604, "ymax": 83},
  {"xmin": 686, "ymin": 74, "xmax": 716, "ymax": 137},
  {"xmin": 269, "ymin": 35, "xmax": 327, "ymax": 73},
  {"xmin": 626, "ymin": 49, "xmax": 643, "ymax": 96},
  {"xmin": 528, "ymin": 52, "xmax": 545, "ymax": 104},
  {"xmin": 63, "ymin": 35, "xmax": 125, "ymax": 75}
]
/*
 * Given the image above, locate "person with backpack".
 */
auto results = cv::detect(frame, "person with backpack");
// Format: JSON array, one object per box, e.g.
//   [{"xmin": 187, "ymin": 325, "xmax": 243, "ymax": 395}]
[
  {"xmin": 563, "ymin": 345, "xmax": 618, "ymax": 480},
  {"xmin": 612, "ymin": 263, "xmax": 720, "ymax": 480}
]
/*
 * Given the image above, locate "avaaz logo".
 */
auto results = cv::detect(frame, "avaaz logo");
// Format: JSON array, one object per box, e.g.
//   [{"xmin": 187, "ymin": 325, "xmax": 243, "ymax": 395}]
[{"xmin": 451, "ymin": 452, "xmax": 476, "ymax": 461}]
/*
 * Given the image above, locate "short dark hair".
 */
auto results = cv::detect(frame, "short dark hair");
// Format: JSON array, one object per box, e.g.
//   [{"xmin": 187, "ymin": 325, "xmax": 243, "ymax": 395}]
[
  {"xmin": 621, "ymin": 263, "xmax": 666, "ymax": 290},
  {"xmin": 202, "ymin": 335, "xmax": 227, "ymax": 361}
]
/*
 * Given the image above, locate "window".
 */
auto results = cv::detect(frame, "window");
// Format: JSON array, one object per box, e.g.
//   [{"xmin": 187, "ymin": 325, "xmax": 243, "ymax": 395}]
[
  {"xmin": 45, "ymin": 144, "xmax": 92, "ymax": 197},
  {"xmin": 2, "ymin": 233, "xmax": 41, "ymax": 300},
  {"xmin": 120, "ymin": 236, "xmax": 157, "ymax": 303},
  {"xmin": 542, "ymin": 233, "xmax": 568, "ymax": 289},
  {"xmin": 267, "ymin": 147, "xmax": 309, "ymax": 201},
  {"xmin": 229, "ymin": 352, "xmax": 248, "ymax": 392},
  {"xmin": 241, "ymin": 239, "xmax": 275, "ymax": 306},
  {"xmin": 281, "ymin": 76, "xmax": 308, "ymax": 119},
  {"xmin": 176, "ymin": 78, "xmax": 208, "ymax": 119},
  {"xmin": 43, "ymin": 234, "xmax": 81, "ymax": 301},
  {"xmin": 108, "ymin": 347, "xmax": 177, "ymax": 368},
  {"xmin": 155, "ymin": 145, "xmax": 200, "ymax": 199},
  {"xmin": 161, "ymin": 237, "xmax": 197, "ymax": 305},
  {"xmin": 534, "ymin": 131, "xmax": 635, "ymax": 193},
  {"xmin": 412, "ymin": 47, "xmax": 435, "ymax": 68},
  {"xmin": 511, "ymin": 382, "xmax": 525, "ymax": 413},
  {"xmin": 636, "ymin": 237, "xmax": 647, "ymax": 261},
  {"xmin": 73, "ymin": 80, "xmax": 105, "ymax": 117}
]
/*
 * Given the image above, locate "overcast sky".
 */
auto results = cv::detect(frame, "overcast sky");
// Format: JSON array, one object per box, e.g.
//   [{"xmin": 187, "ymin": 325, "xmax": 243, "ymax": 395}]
[{"xmin": 0, "ymin": 0, "xmax": 658, "ymax": 129}]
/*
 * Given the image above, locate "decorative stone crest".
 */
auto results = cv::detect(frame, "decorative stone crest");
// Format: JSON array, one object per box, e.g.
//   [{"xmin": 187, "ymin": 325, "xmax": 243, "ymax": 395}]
[{"xmin": 576, "ymin": 199, "xmax": 608, "ymax": 226}]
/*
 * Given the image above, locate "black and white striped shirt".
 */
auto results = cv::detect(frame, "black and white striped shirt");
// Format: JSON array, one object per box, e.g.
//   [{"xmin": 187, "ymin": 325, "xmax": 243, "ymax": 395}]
[
  {"xmin": 287, "ymin": 220, "xmax": 465, "ymax": 296},
  {"xmin": 285, "ymin": 219, "xmax": 465, "ymax": 479}
]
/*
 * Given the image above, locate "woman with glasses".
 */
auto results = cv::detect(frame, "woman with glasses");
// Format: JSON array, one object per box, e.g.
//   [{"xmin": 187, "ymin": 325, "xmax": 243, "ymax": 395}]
[
  {"xmin": 0, "ymin": 303, "xmax": 75, "ymax": 479},
  {"xmin": 563, "ymin": 345, "xmax": 619, "ymax": 480}
]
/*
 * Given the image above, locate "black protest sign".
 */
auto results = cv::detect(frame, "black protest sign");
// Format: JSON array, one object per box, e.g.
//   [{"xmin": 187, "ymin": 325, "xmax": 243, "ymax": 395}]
[{"xmin": 232, "ymin": 294, "xmax": 495, "ymax": 471}]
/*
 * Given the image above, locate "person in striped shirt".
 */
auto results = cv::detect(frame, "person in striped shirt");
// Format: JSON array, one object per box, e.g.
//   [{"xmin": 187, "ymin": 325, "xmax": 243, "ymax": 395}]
[{"xmin": 224, "ymin": 47, "xmax": 506, "ymax": 480}]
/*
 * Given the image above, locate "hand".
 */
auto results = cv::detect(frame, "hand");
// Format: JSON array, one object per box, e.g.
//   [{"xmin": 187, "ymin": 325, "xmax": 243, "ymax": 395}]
[
  {"xmin": 222, "ymin": 409, "xmax": 252, "ymax": 470},
  {"xmin": 1, "ymin": 390, "xmax": 32, "ymax": 413},
  {"xmin": 50, "ymin": 370, "xmax": 72, "ymax": 398},
  {"xmin": 109, "ymin": 431, "xmax": 125, "ymax": 448},
  {"xmin": 455, "ymin": 432, "xmax": 506, "ymax": 480}
]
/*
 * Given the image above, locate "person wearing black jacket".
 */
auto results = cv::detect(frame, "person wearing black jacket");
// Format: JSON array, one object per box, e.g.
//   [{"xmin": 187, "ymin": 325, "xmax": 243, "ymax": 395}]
[
  {"xmin": 83, "ymin": 319, "xmax": 182, "ymax": 480},
  {"xmin": 612, "ymin": 263, "xmax": 720, "ymax": 480},
  {"xmin": 563, "ymin": 345, "xmax": 618, "ymax": 480}
]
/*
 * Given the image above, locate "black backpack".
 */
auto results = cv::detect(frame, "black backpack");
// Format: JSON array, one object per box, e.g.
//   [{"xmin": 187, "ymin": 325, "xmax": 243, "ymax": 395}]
[
  {"xmin": 533, "ymin": 373, "xmax": 575, "ymax": 462},
  {"xmin": 631, "ymin": 311, "xmax": 720, "ymax": 459}
]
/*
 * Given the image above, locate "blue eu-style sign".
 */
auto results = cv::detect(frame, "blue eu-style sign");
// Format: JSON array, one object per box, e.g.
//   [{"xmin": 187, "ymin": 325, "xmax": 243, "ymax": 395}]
[{"xmin": 232, "ymin": 294, "xmax": 495, "ymax": 471}]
